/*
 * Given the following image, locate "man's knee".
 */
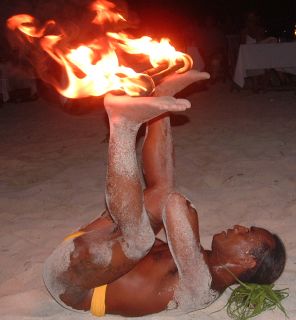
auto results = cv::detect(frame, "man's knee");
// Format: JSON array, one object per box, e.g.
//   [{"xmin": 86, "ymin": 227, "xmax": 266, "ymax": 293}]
[
  {"xmin": 121, "ymin": 213, "xmax": 155, "ymax": 260},
  {"xmin": 144, "ymin": 186, "xmax": 172, "ymax": 224}
]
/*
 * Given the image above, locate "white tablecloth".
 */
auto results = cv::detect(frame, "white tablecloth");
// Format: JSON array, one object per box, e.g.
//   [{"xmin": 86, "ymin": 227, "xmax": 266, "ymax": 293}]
[{"xmin": 233, "ymin": 42, "xmax": 296, "ymax": 87}]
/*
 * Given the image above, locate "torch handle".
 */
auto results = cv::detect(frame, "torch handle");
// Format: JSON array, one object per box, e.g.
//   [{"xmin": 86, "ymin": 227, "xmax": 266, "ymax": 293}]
[
  {"xmin": 116, "ymin": 54, "xmax": 193, "ymax": 97},
  {"xmin": 149, "ymin": 60, "xmax": 185, "ymax": 84},
  {"xmin": 144, "ymin": 53, "xmax": 193, "ymax": 85},
  {"xmin": 144, "ymin": 62, "xmax": 169, "ymax": 77}
]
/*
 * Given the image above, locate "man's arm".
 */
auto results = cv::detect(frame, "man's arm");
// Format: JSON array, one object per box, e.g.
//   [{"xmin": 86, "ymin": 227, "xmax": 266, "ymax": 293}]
[
  {"xmin": 162, "ymin": 192, "xmax": 201, "ymax": 278},
  {"xmin": 162, "ymin": 192, "xmax": 215, "ymax": 312}
]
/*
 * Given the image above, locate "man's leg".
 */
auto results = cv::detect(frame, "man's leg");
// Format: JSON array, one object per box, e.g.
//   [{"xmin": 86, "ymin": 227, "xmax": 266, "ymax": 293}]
[
  {"xmin": 142, "ymin": 115, "xmax": 174, "ymax": 227},
  {"xmin": 142, "ymin": 70, "xmax": 209, "ymax": 226}
]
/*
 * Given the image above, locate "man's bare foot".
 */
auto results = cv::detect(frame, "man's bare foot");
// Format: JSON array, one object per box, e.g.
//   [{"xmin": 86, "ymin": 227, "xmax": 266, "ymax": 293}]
[
  {"xmin": 104, "ymin": 94, "xmax": 191, "ymax": 125},
  {"xmin": 154, "ymin": 70, "xmax": 210, "ymax": 97}
]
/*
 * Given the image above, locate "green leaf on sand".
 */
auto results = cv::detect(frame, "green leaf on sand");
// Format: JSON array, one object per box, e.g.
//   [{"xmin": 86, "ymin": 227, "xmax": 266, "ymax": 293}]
[{"xmin": 224, "ymin": 269, "xmax": 289, "ymax": 320}]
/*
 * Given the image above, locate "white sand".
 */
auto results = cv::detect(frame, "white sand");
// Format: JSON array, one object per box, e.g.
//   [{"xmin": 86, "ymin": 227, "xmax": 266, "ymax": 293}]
[{"xmin": 0, "ymin": 83, "xmax": 295, "ymax": 319}]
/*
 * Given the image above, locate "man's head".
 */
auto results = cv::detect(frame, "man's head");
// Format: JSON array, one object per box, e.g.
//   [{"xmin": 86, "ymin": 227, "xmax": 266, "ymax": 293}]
[{"xmin": 211, "ymin": 225, "xmax": 286, "ymax": 285}]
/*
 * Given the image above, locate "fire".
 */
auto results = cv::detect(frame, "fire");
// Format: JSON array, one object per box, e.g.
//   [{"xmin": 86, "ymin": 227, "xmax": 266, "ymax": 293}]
[
  {"xmin": 91, "ymin": 0, "xmax": 126, "ymax": 24},
  {"xmin": 7, "ymin": 14, "xmax": 56, "ymax": 42},
  {"xmin": 7, "ymin": 0, "xmax": 192, "ymax": 98}
]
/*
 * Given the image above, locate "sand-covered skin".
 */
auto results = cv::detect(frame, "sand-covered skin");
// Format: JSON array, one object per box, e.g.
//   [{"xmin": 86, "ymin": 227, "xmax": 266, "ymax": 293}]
[{"xmin": 1, "ymin": 83, "xmax": 295, "ymax": 319}]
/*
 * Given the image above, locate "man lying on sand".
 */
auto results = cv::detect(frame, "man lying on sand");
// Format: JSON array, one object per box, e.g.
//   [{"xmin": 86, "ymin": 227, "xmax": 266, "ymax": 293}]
[{"xmin": 43, "ymin": 71, "xmax": 286, "ymax": 317}]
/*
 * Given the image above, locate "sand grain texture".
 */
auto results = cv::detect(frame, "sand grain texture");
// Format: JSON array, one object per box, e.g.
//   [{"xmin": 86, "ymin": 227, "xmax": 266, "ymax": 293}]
[{"xmin": 0, "ymin": 84, "xmax": 295, "ymax": 319}]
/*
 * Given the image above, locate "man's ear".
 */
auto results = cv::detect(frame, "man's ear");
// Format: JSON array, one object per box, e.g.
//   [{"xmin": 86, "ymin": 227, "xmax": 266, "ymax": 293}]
[{"xmin": 240, "ymin": 255, "xmax": 256, "ymax": 270}]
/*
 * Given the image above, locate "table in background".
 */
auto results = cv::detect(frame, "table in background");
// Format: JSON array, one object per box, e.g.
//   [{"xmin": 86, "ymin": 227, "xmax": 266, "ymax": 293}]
[{"xmin": 233, "ymin": 42, "xmax": 296, "ymax": 87}]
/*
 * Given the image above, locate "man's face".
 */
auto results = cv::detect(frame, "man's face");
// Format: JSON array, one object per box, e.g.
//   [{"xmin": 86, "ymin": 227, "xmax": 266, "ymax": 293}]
[{"xmin": 211, "ymin": 225, "xmax": 274, "ymax": 266}]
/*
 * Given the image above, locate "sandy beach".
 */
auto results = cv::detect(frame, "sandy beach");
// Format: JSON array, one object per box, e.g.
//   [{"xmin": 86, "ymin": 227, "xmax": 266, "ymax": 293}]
[{"xmin": 0, "ymin": 82, "xmax": 295, "ymax": 320}]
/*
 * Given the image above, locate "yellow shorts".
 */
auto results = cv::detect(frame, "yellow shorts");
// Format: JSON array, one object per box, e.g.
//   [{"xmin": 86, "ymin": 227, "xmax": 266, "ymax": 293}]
[
  {"xmin": 90, "ymin": 284, "xmax": 107, "ymax": 316},
  {"xmin": 64, "ymin": 230, "xmax": 85, "ymax": 241}
]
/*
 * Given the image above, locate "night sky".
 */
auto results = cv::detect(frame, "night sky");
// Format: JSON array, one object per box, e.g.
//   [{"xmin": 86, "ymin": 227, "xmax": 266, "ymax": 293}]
[
  {"xmin": 1, "ymin": 0, "xmax": 296, "ymax": 34},
  {"xmin": 129, "ymin": 0, "xmax": 296, "ymax": 35},
  {"xmin": 129, "ymin": 0, "xmax": 296, "ymax": 20},
  {"xmin": 1, "ymin": 0, "xmax": 296, "ymax": 54}
]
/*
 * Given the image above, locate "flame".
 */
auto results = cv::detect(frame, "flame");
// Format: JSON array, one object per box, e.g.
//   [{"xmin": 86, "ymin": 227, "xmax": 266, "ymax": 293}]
[
  {"xmin": 7, "ymin": 0, "xmax": 192, "ymax": 98},
  {"xmin": 108, "ymin": 33, "xmax": 184, "ymax": 67},
  {"xmin": 7, "ymin": 14, "xmax": 56, "ymax": 42},
  {"xmin": 91, "ymin": 0, "xmax": 126, "ymax": 24}
]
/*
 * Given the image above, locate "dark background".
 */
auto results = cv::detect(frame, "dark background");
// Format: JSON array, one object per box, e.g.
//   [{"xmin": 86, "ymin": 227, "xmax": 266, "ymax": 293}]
[
  {"xmin": 1, "ymin": 0, "xmax": 296, "ymax": 69},
  {"xmin": 1, "ymin": 0, "xmax": 296, "ymax": 32},
  {"xmin": 0, "ymin": 0, "xmax": 295, "ymax": 105},
  {"xmin": 129, "ymin": 0, "xmax": 296, "ymax": 37},
  {"xmin": 1, "ymin": 0, "xmax": 296, "ymax": 38}
]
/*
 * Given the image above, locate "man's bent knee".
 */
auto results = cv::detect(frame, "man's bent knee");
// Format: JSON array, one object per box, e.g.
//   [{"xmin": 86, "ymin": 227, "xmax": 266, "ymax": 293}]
[
  {"xmin": 121, "ymin": 213, "xmax": 155, "ymax": 260},
  {"xmin": 43, "ymin": 240, "xmax": 78, "ymax": 311},
  {"xmin": 144, "ymin": 186, "xmax": 173, "ymax": 224}
]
